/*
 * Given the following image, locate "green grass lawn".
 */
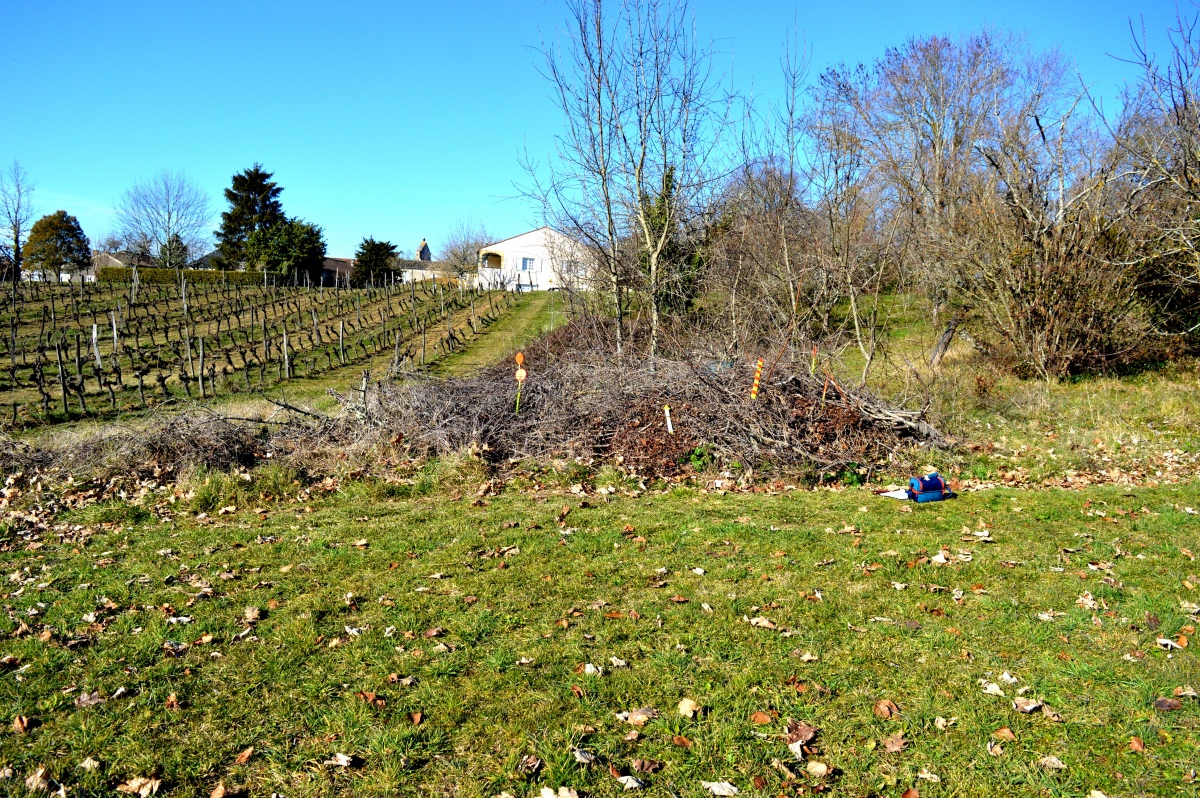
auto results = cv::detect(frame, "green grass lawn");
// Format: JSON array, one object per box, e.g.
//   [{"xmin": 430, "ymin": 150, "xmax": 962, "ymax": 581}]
[{"xmin": 2, "ymin": 475, "xmax": 1198, "ymax": 796}]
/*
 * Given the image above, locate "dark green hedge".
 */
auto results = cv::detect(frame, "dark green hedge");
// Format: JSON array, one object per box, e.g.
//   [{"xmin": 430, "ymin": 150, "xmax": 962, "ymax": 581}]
[{"xmin": 97, "ymin": 266, "xmax": 267, "ymax": 286}]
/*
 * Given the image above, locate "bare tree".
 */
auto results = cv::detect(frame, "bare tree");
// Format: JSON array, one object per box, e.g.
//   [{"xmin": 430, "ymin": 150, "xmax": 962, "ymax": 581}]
[
  {"xmin": 1106, "ymin": 9, "xmax": 1200, "ymax": 336},
  {"xmin": 530, "ymin": 0, "xmax": 729, "ymax": 361},
  {"xmin": 0, "ymin": 161, "xmax": 35, "ymax": 289},
  {"xmin": 439, "ymin": 217, "xmax": 492, "ymax": 281},
  {"xmin": 116, "ymin": 169, "xmax": 212, "ymax": 272}
]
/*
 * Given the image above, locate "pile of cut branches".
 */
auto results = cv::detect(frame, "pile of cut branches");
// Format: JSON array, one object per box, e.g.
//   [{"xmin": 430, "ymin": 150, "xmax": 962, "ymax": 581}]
[{"xmin": 302, "ymin": 320, "xmax": 946, "ymax": 476}]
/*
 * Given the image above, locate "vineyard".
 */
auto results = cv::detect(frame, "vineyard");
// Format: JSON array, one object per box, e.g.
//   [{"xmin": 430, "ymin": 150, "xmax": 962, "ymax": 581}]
[{"xmin": 0, "ymin": 275, "xmax": 520, "ymax": 428}]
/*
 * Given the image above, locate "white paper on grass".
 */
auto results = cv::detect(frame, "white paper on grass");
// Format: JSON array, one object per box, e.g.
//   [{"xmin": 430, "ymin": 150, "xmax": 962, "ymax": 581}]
[{"xmin": 879, "ymin": 489, "xmax": 911, "ymax": 500}]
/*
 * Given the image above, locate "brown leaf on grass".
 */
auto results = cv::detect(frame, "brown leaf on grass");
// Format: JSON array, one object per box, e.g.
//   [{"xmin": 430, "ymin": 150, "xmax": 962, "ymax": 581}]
[
  {"xmin": 678, "ymin": 698, "xmax": 702, "ymax": 718},
  {"xmin": 1037, "ymin": 755, "xmax": 1067, "ymax": 771},
  {"xmin": 873, "ymin": 699, "xmax": 900, "ymax": 719},
  {"xmin": 233, "ymin": 746, "xmax": 254, "ymax": 764},
  {"xmin": 210, "ymin": 783, "xmax": 227, "ymax": 798},
  {"xmin": 750, "ymin": 711, "xmax": 772, "ymax": 725},
  {"xmin": 165, "ymin": 693, "xmax": 181, "ymax": 711},
  {"xmin": 619, "ymin": 707, "xmax": 659, "ymax": 726},
  {"xmin": 243, "ymin": 606, "xmax": 260, "ymax": 624},
  {"xmin": 752, "ymin": 775, "xmax": 767, "ymax": 790},
  {"xmin": 423, "ymin": 627, "xmax": 445, "ymax": 638},
  {"xmin": 784, "ymin": 719, "xmax": 818, "ymax": 745},
  {"xmin": 670, "ymin": 595, "xmax": 689, "ymax": 603},
  {"xmin": 673, "ymin": 735, "xmax": 693, "ymax": 748},
  {"xmin": 1041, "ymin": 704, "xmax": 1064, "ymax": 722},
  {"xmin": 386, "ymin": 673, "xmax": 400, "ymax": 684},
  {"xmin": 901, "ymin": 789, "xmax": 919, "ymax": 798},
  {"xmin": 12, "ymin": 715, "xmax": 36, "ymax": 734},
  {"xmin": 631, "ymin": 758, "xmax": 663, "ymax": 773},
  {"xmin": 117, "ymin": 777, "xmax": 162, "ymax": 796},
  {"xmin": 355, "ymin": 690, "xmax": 386, "ymax": 708},
  {"xmin": 571, "ymin": 685, "xmax": 584, "ymax": 698},
  {"xmin": 1153, "ymin": 697, "xmax": 1183, "ymax": 712},
  {"xmin": 1012, "ymin": 697, "xmax": 1043, "ymax": 713},
  {"xmin": 1129, "ymin": 736, "xmax": 1145, "ymax": 752},
  {"xmin": 1175, "ymin": 685, "xmax": 1199, "ymax": 697},
  {"xmin": 748, "ymin": 616, "xmax": 776, "ymax": 629},
  {"xmin": 986, "ymin": 740, "xmax": 1004, "ymax": 757},
  {"xmin": 883, "ymin": 732, "xmax": 906, "ymax": 753},
  {"xmin": 410, "ymin": 711, "xmax": 423, "ymax": 725},
  {"xmin": 993, "ymin": 727, "xmax": 1016, "ymax": 741}
]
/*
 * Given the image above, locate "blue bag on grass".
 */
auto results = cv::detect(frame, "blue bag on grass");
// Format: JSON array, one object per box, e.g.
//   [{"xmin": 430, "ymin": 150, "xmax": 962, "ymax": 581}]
[{"xmin": 908, "ymin": 472, "xmax": 953, "ymax": 503}]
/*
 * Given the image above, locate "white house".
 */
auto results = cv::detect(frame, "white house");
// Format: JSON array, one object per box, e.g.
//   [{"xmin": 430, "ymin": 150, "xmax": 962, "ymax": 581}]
[{"xmin": 475, "ymin": 227, "xmax": 589, "ymax": 291}]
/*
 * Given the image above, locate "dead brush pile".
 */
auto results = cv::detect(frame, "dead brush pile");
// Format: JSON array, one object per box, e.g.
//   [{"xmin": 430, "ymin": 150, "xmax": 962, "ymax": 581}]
[
  {"xmin": 297, "ymin": 321, "xmax": 947, "ymax": 477},
  {"xmin": 0, "ymin": 409, "xmax": 264, "ymax": 485}
]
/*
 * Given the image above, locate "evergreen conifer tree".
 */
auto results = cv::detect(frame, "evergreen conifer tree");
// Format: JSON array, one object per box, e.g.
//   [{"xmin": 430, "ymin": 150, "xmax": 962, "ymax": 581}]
[{"xmin": 213, "ymin": 164, "xmax": 283, "ymax": 268}]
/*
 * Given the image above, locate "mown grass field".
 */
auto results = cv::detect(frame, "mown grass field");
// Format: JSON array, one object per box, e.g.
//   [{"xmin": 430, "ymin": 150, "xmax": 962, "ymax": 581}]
[{"xmin": 2, "ymin": 472, "xmax": 1197, "ymax": 797}]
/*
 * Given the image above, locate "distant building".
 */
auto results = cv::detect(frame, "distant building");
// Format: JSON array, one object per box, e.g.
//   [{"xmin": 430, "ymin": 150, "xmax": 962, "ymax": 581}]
[
  {"xmin": 416, "ymin": 239, "xmax": 432, "ymax": 261},
  {"xmin": 474, "ymin": 227, "xmax": 589, "ymax": 291},
  {"xmin": 321, "ymin": 257, "xmax": 355, "ymax": 287}
]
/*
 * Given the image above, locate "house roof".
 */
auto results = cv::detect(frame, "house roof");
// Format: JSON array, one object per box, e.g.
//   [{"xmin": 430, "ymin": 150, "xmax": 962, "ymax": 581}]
[
  {"xmin": 479, "ymin": 226, "xmax": 557, "ymax": 250},
  {"xmin": 322, "ymin": 257, "xmax": 355, "ymax": 275}
]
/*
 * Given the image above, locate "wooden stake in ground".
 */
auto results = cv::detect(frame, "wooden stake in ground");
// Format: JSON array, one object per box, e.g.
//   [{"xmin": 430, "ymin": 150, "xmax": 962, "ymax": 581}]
[{"xmin": 514, "ymin": 351, "xmax": 527, "ymax": 414}]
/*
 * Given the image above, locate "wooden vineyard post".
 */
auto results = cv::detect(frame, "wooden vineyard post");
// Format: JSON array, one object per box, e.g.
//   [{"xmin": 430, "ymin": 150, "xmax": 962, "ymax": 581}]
[
  {"xmin": 421, "ymin": 320, "xmax": 426, "ymax": 365},
  {"xmin": 283, "ymin": 331, "xmax": 290, "ymax": 379},
  {"xmin": 198, "ymin": 338, "xmax": 206, "ymax": 398},
  {"xmin": 92, "ymin": 324, "xmax": 103, "ymax": 368},
  {"xmin": 55, "ymin": 341, "xmax": 68, "ymax": 415},
  {"xmin": 339, "ymin": 320, "xmax": 346, "ymax": 365}
]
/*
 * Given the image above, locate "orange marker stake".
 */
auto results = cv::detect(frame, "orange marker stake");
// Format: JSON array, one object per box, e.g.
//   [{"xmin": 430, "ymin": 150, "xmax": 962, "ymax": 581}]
[
  {"xmin": 751, "ymin": 358, "xmax": 763, "ymax": 400},
  {"xmin": 514, "ymin": 352, "xmax": 527, "ymax": 413}
]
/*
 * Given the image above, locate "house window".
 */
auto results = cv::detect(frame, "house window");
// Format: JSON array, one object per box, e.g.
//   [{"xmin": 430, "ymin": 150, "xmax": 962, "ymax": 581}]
[{"xmin": 521, "ymin": 257, "xmax": 535, "ymax": 271}]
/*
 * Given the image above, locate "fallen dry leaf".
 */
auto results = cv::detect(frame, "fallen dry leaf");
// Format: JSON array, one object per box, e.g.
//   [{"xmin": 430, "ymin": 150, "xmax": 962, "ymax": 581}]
[
  {"xmin": 615, "ymin": 774, "xmax": 645, "ymax": 790},
  {"xmin": 234, "ymin": 746, "xmax": 254, "ymax": 764},
  {"xmin": 883, "ymin": 731, "xmax": 906, "ymax": 753},
  {"xmin": 631, "ymin": 758, "xmax": 663, "ymax": 774},
  {"xmin": 79, "ymin": 757, "xmax": 101, "ymax": 771},
  {"xmin": 806, "ymin": 761, "xmax": 830, "ymax": 778},
  {"xmin": 672, "ymin": 735, "xmax": 693, "ymax": 748},
  {"xmin": 873, "ymin": 698, "xmax": 900, "ymax": 719},
  {"xmin": 1129, "ymin": 736, "xmax": 1145, "ymax": 752},
  {"xmin": 619, "ymin": 706, "xmax": 659, "ymax": 726},
  {"xmin": 1037, "ymin": 755, "xmax": 1067, "ymax": 771},
  {"xmin": 678, "ymin": 698, "xmax": 702, "ymax": 718},
  {"xmin": 117, "ymin": 777, "xmax": 162, "ymax": 796},
  {"xmin": 1153, "ymin": 697, "xmax": 1183, "ymax": 712},
  {"xmin": 12, "ymin": 715, "xmax": 34, "ymax": 734},
  {"xmin": 987, "ymin": 740, "xmax": 1004, "ymax": 757},
  {"xmin": 993, "ymin": 727, "xmax": 1016, "ymax": 741},
  {"xmin": 701, "ymin": 781, "xmax": 739, "ymax": 796},
  {"xmin": 25, "ymin": 767, "xmax": 50, "ymax": 792},
  {"xmin": 355, "ymin": 690, "xmax": 386, "ymax": 708},
  {"xmin": 901, "ymin": 789, "xmax": 919, "ymax": 798},
  {"xmin": 750, "ymin": 711, "xmax": 772, "ymax": 725},
  {"xmin": 1012, "ymin": 697, "xmax": 1043, "ymax": 713}
]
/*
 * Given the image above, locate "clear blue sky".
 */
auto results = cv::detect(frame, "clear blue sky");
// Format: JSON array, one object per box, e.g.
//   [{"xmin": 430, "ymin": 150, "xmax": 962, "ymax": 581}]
[{"xmin": 0, "ymin": 0, "xmax": 1178, "ymax": 258}]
